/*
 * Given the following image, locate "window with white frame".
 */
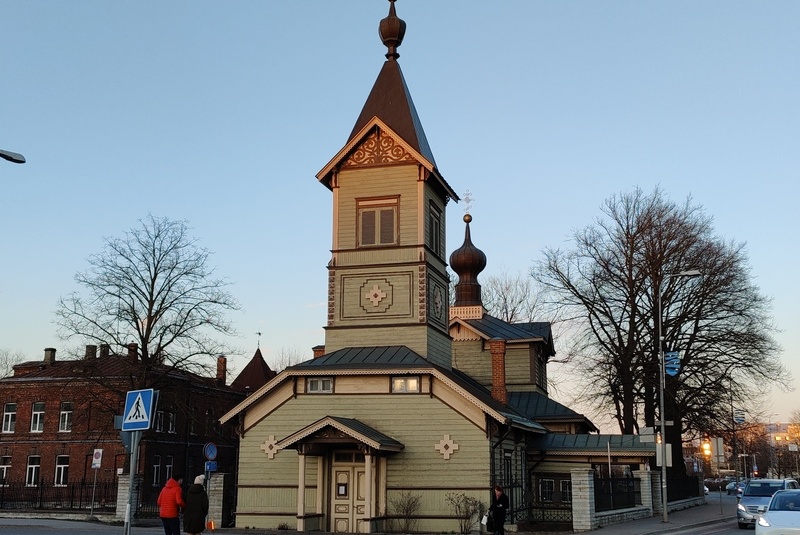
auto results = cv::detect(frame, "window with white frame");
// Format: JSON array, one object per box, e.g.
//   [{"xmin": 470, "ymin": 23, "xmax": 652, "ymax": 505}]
[
  {"xmin": 357, "ymin": 197, "xmax": 398, "ymax": 247},
  {"xmin": 166, "ymin": 411, "xmax": 176, "ymax": 434},
  {"xmin": 539, "ymin": 478, "xmax": 555, "ymax": 502},
  {"xmin": 30, "ymin": 402, "xmax": 45, "ymax": 433},
  {"xmin": 2, "ymin": 403, "xmax": 16, "ymax": 433},
  {"xmin": 154, "ymin": 410, "xmax": 164, "ymax": 432},
  {"xmin": 307, "ymin": 377, "xmax": 333, "ymax": 393},
  {"xmin": 560, "ymin": 480, "xmax": 572, "ymax": 503},
  {"xmin": 26, "ymin": 456, "xmax": 41, "ymax": 486},
  {"xmin": 0, "ymin": 456, "xmax": 10, "ymax": 485},
  {"xmin": 59, "ymin": 402, "xmax": 73, "ymax": 432},
  {"xmin": 391, "ymin": 376, "xmax": 420, "ymax": 393},
  {"xmin": 165, "ymin": 455, "xmax": 174, "ymax": 481},
  {"xmin": 54, "ymin": 455, "xmax": 69, "ymax": 486},
  {"xmin": 152, "ymin": 455, "xmax": 161, "ymax": 487}
]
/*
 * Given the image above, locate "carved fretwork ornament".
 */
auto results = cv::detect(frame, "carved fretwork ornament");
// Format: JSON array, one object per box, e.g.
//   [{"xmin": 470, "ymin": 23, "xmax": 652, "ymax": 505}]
[{"xmin": 342, "ymin": 129, "xmax": 415, "ymax": 168}]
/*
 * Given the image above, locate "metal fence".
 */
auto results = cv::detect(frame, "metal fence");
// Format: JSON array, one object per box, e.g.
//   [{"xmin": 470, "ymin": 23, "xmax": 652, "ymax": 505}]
[
  {"xmin": 0, "ymin": 480, "xmax": 117, "ymax": 512},
  {"xmin": 667, "ymin": 475, "xmax": 701, "ymax": 502},
  {"xmin": 594, "ymin": 477, "xmax": 641, "ymax": 512}
]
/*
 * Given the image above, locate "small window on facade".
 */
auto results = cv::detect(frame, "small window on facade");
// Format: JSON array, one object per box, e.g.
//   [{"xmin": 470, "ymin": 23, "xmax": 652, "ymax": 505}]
[
  {"xmin": 0, "ymin": 456, "xmax": 10, "ymax": 485},
  {"xmin": 560, "ymin": 480, "xmax": 572, "ymax": 503},
  {"xmin": 152, "ymin": 455, "xmax": 161, "ymax": 487},
  {"xmin": 55, "ymin": 455, "xmax": 69, "ymax": 486},
  {"xmin": 428, "ymin": 202, "xmax": 442, "ymax": 257},
  {"xmin": 307, "ymin": 377, "xmax": 333, "ymax": 393},
  {"xmin": 358, "ymin": 198, "xmax": 398, "ymax": 247},
  {"xmin": 2, "ymin": 403, "xmax": 16, "ymax": 433},
  {"xmin": 30, "ymin": 402, "xmax": 45, "ymax": 433},
  {"xmin": 26, "ymin": 456, "xmax": 41, "ymax": 487},
  {"xmin": 391, "ymin": 377, "xmax": 420, "ymax": 393},
  {"xmin": 154, "ymin": 410, "xmax": 164, "ymax": 432},
  {"xmin": 59, "ymin": 402, "xmax": 73, "ymax": 432},
  {"xmin": 540, "ymin": 478, "xmax": 555, "ymax": 502},
  {"xmin": 167, "ymin": 411, "xmax": 176, "ymax": 434}
]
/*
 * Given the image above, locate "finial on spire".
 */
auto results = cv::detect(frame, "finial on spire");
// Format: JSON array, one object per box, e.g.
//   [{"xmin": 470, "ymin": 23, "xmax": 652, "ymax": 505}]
[
  {"xmin": 379, "ymin": 0, "xmax": 406, "ymax": 60},
  {"xmin": 255, "ymin": 331, "xmax": 262, "ymax": 349},
  {"xmin": 462, "ymin": 189, "xmax": 474, "ymax": 216}
]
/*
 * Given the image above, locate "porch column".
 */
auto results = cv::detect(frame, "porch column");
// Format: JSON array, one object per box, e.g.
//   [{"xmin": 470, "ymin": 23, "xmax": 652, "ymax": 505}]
[
  {"xmin": 364, "ymin": 452, "xmax": 373, "ymax": 532},
  {"xmin": 317, "ymin": 456, "xmax": 324, "ymax": 514},
  {"xmin": 297, "ymin": 452, "xmax": 306, "ymax": 531}
]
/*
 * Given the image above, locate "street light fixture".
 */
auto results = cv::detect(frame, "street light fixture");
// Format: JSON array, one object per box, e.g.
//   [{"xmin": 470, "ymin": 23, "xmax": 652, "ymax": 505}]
[
  {"xmin": 0, "ymin": 149, "xmax": 26, "ymax": 164},
  {"xmin": 658, "ymin": 268, "xmax": 702, "ymax": 523}
]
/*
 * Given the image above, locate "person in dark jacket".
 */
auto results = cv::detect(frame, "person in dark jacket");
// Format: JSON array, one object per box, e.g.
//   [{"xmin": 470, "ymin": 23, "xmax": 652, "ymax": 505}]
[
  {"xmin": 157, "ymin": 474, "xmax": 185, "ymax": 535},
  {"xmin": 488, "ymin": 485, "xmax": 509, "ymax": 535},
  {"xmin": 183, "ymin": 474, "xmax": 209, "ymax": 534}
]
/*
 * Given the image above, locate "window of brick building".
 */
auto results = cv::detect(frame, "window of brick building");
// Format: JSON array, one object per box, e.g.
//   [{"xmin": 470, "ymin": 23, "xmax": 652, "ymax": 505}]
[
  {"xmin": 2, "ymin": 403, "xmax": 16, "ymax": 433},
  {"xmin": 59, "ymin": 402, "xmax": 73, "ymax": 432},
  {"xmin": 0, "ymin": 456, "xmax": 10, "ymax": 485},
  {"xmin": 30, "ymin": 402, "xmax": 45, "ymax": 433},
  {"xmin": 55, "ymin": 455, "xmax": 69, "ymax": 486},
  {"xmin": 26, "ymin": 456, "xmax": 40, "ymax": 486},
  {"xmin": 166, "ymin": 411, "xmax": 176, "ymax": 434},
  {"xmin": 154, "ymin": 410, "xmax": 164, "ymax": 432},
  {"xmin": 152, "ymin": 455, "xmax": 161, "ymax": 487},
  {"xmin": 165, "ymin": 455, "xmax": 174, "ymax": 481}
]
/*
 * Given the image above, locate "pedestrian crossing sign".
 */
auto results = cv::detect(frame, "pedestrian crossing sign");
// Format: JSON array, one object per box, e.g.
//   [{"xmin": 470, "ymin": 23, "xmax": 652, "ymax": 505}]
[{"xmin": 122, "ymin": 389, "xmax": 156, "ymax": 431}]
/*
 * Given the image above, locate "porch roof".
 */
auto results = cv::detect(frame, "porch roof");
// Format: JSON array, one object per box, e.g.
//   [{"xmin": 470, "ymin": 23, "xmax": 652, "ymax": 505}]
[{"xmin": 277, "ymin": 415, "xmax": 404, "ymax": 452}]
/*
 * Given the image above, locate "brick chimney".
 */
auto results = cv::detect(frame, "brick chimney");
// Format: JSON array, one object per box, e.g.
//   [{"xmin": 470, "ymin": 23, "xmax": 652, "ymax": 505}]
[
  {"xmin": 84, "ymin": 345, "xmax": 97, "ymax": 360},
  {"xmin": 127, "ymin": 343, "xmax": 138, "ymax": 362},
  {"xmin": 43, "ymin": 348, "xmax": 56, "ymax": 366},
  {"xmin": 489, "ymin": 338, "xmax": 508, "ymax": 405},
  {"xmin": 312, "ymin": 345, "xmax": 326, "ymax": 359},
  {"xmin": 216, "ymin": 355, "xmax": 227, "ymax": 386},
  {"xmin": 99, "ymin": 344, "xmax": 110, "ymax": 359}
]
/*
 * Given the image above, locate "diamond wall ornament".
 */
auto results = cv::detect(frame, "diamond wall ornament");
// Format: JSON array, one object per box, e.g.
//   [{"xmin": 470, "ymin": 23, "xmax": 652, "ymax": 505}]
[
  {"xmin": 434, "ymin": 434, "xmax": 459, "ymax": 460},
  {"xmin": 260, "ymin": 435, "xmax": 280, "ymax": 459}
]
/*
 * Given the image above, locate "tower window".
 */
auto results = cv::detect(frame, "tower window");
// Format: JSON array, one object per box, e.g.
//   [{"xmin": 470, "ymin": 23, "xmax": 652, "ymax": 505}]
[
  {"xmin": 358, "ymin": 197, "xmax": 398, "ymax": 247},
  {"xmin": 429, "ymin": 202, "xmax": 442, "ymax": 257}
]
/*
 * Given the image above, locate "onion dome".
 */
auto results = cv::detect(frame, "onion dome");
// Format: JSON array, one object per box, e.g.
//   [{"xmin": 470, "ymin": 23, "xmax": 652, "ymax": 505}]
[
  {"xmin": 449, "ymin": 214, "xmax": 487, "ymax": 307},
  {"xmin": 379, "ymin": 0, "xmax": 406, "ymax": 60}
]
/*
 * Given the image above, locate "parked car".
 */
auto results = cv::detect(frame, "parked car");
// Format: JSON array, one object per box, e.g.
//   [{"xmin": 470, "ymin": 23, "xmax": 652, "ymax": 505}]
[
  {"xmin": 738, "ymin": 479, "xmax": 800, "ymax": 529},
  {"xmin": 755, "ymin": 489, "xmax": 800, "ymax": 534}
]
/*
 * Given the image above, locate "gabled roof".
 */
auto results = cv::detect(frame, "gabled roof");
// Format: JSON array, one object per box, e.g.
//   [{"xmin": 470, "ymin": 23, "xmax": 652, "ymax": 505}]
[
  {"xmin": 450, "ymin": 314, "xmax": 556, "ymax": 356},
  {"xmin": 508, "ymin": 391, "xmax": 599, "ymax": 433},
  {"xmin": 230, "ymin": 348, "xmax": 276, "ymax": 392},
  {"xmin": 277, "ymin": 416, "xmax": 404, "ymax": 452},
  {"xmin": 220, "ymin": 345, "xmax": 546, "ymax": 434},
  {"xmin": 531, "ymin": 433, "xmax": 656, "ymax": 455}
]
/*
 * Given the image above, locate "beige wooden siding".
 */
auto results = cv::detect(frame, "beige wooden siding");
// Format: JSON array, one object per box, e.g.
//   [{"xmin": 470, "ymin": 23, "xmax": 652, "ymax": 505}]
[
  {"xmin": 451, "ymin": 341, "xmax": 491, "ymax": 386},
  {"xmin": 325, "ymin": 325, "xmax": 430, "ymax": 356},
  {"xmin": 336, "ymin": 165, "xmax": 419, "ymax": 250}
]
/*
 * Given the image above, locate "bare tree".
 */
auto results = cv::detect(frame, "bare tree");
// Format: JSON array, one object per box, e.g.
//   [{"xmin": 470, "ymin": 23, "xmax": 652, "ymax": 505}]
[
  {"xmin": 533, "ymin": 187, "xmax": 786, "ymax": 475},
  {"xmin": 480, "ymin": 268, "xmax": 544, "ymax": 323},
  {"xmin": 0, "ymin": 349, "xmax": 25, "ymax": 379},
  {"xmin": 269, "ymin": 346, "xmax": 308, "ymax": 373},
  {"xmin": 55, "ymin": 215, "xmax": 240, "ymax": 377}
]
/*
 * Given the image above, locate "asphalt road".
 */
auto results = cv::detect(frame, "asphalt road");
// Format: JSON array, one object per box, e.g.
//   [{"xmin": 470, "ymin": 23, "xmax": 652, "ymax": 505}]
[{"xmin": 0, "ymin": 518, "xmax": 165, "ymax": 534}]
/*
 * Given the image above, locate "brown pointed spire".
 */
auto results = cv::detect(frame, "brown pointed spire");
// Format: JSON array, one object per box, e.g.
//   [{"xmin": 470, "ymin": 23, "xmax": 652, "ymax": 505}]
[
  {"xmin": 379, "ymin": 0, "xmax": 406, "ymax": 60},
  {"xmin": 450, "ymin": 214, "xmax": 487, "ymax": 307}
]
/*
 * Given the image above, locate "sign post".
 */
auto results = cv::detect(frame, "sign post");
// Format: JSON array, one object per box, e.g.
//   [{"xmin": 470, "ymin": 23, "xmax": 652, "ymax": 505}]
[
  {"xmin": 122, "ymin": 389, "xmax": 156, "ymax": 535},
  {"xmin": 89, "ymin": 448, "xmax": 103, "ymax": 517}
]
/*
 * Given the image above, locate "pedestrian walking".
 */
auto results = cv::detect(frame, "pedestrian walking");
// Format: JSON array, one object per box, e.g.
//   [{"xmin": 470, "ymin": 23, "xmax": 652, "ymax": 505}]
[
  {"xmin": 157, "ymin": 474, "xmax": 185, "ymax": 535},
  {"xmin": 488, "ymin": 485, "xmax": 508, "ymax": 535},
  {"xmin": 183, "ymin": 474, "xmax": 210, "ymax": 534}
]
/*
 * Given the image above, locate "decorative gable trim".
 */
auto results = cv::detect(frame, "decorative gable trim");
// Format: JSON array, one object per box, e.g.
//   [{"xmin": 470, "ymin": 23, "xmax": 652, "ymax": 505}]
[{"xmin": 342, "ymin": 128, "xmax": 416, "ymax": 168}]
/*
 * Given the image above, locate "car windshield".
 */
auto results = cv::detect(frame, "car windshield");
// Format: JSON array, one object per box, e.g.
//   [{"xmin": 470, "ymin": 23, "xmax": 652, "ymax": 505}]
[
  {"xmin": 748, "ymin": 483, "xmax": 784, "ymax": 497},
  {"xmin": 770, "ymin": 494, "xmax": 800, "ymax": 511}
]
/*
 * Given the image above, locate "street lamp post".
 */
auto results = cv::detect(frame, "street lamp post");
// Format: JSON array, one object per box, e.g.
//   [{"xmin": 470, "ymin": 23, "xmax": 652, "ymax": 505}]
[{"xmin": 657, "ymin": 269, "xmax": 702, "ymax": 523}]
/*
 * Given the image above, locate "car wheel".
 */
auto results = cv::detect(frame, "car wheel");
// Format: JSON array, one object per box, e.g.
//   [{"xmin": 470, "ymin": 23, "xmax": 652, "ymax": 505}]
[{"xmin": 738, "ymin": 522, "xmax": 748, "ymax": 529}]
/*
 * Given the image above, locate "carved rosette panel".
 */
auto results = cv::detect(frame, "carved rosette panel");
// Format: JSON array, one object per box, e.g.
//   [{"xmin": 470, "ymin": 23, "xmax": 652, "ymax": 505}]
[
  {"xmin": 260, "ymin": 435, "xmax": 280, "ymax": 460},
  {"xmin": 434, "ymin": 434, "xmax": 459, "ymax": 460},
  {"xmin": 418, "ymin": 266, "xmax": 427, "ymax": 323},
  {"xmin": 343, "ymin": 129, "xmax": 415, "ymax": 167},
  {"xmin": 360, "ymin": 278, "xmax": 394, "ymax": 314}
]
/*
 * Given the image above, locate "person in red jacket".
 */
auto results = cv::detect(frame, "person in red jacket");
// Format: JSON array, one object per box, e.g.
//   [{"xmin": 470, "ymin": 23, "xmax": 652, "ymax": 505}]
[{"xmin": 157, "ymin": 474, "xmax": 186, "ymax": 535}]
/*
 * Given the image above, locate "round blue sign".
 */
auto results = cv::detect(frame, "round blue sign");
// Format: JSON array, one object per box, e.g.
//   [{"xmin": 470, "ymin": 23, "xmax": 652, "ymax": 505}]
[{"xmin": 204, "ymin": 442, "xmax": 218, "ymax": 461}]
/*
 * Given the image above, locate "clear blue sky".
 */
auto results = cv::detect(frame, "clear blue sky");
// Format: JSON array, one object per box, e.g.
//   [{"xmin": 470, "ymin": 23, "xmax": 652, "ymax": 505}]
[{"xmin": 2, "ymin": 1, "xmax": 798, "ymax": 429}]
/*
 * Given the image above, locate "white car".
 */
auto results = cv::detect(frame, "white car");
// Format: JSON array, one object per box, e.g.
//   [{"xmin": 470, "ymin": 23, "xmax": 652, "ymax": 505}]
[{"xmin": 755, "ymin": 489, "xmax": 800, "ymax": 534}]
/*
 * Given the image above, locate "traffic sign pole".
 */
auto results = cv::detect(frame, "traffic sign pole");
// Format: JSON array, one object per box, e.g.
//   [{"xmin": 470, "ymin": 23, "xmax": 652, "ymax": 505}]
[{"xmin": 124, "ymin": 430, "xmax": 142, "ymax": 535}]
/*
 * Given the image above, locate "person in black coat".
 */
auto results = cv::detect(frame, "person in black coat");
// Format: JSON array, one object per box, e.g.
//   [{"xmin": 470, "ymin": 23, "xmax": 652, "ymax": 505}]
[
  {"xmin": 488, "ymin": 485, "xmax": 509, "ymax": 535},
  {"xmin": 183, "ymin": 474, "xmax": 209, "ymax": 534}
]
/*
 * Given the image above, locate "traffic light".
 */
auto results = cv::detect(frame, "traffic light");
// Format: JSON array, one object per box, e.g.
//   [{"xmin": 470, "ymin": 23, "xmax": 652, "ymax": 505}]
[{"xmin": 701, "ymin": 438, "xmax": 712, "ymax": 458}]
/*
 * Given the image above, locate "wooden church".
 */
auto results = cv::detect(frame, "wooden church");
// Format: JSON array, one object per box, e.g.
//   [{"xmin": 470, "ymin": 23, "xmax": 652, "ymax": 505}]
[{"xmin": 221, "ymin": 2, "xmax": 653, "ymax": 532}]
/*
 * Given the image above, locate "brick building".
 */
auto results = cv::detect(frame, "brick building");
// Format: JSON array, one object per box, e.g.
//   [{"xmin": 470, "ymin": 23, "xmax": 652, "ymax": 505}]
[{"xmin": 0, "ymin": 344, "xmax": 266, "ymax": 509}]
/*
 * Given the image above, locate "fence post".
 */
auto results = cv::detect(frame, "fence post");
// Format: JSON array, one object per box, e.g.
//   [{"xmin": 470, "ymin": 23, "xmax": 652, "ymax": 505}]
[
  {"xmin": 570, "ymin": 469, "xmax": 596, "ymax": 532},
  {"xmin": 633, "ymin": 470, "xmax": 653, "ymax": 516}
]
